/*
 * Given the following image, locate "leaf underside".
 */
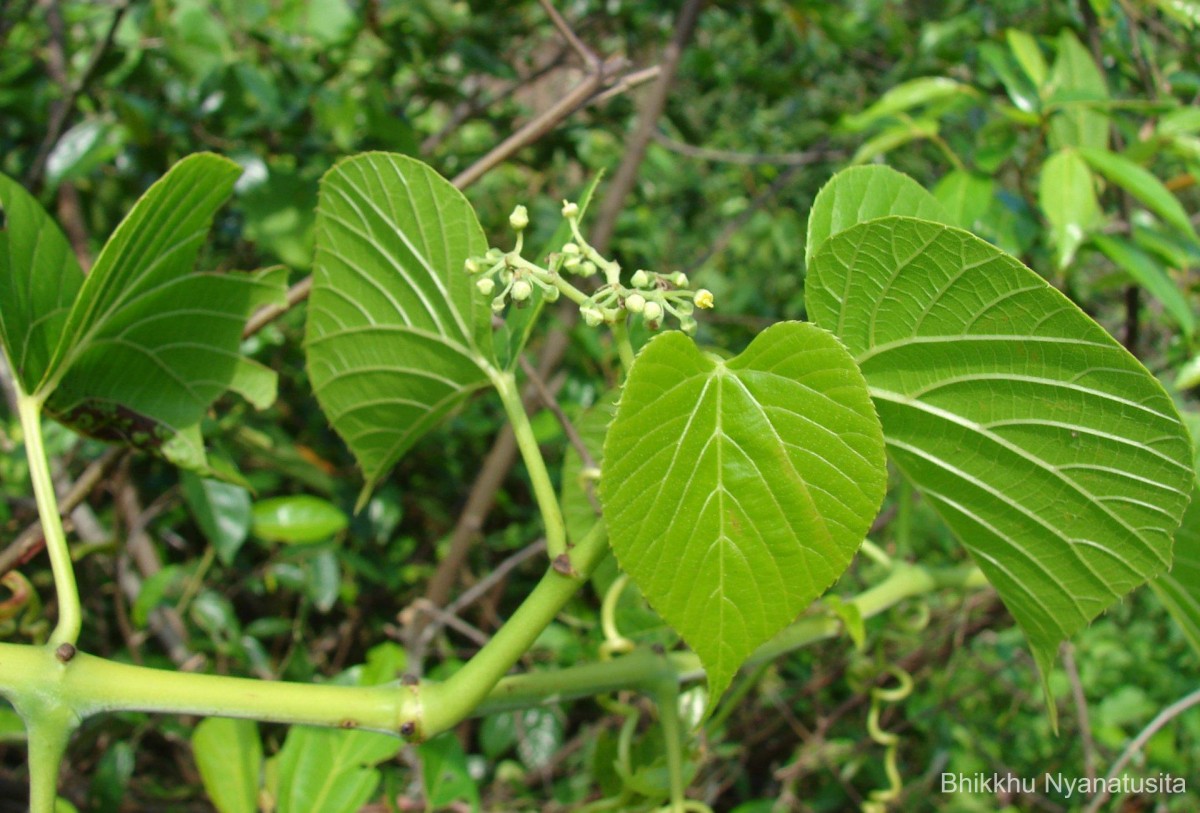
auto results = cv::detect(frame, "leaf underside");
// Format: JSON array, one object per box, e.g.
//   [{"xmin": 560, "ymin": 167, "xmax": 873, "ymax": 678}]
[
  {"xmin": 306, "ymin": 153, "xmax": 493, "ymax": 504},
  {"xmin": 807, "ymin": 216, "xmax": 1194, "ymax": 683},
  {"xmin": 601, "ymin": 323, "xmax": 887, "ymax": 707}
]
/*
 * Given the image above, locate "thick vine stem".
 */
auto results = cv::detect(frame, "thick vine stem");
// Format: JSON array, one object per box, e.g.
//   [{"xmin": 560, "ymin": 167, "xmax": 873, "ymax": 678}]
[
  {"xmin": 16, "ymin": 392, "xmax": 81, "ymax": 648},
  {"xmin": 492, "ymin": 370, "xmax": 568, "ymax": 560},
  {"xmin": 420, "ymin": 518, "xmax": 610, "ymax": 737}
]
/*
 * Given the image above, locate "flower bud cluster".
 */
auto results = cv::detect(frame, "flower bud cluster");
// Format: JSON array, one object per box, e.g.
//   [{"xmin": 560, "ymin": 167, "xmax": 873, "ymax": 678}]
[{"xmin": 463, "ymin": 198, "xmax": 715, "ymax": 333}]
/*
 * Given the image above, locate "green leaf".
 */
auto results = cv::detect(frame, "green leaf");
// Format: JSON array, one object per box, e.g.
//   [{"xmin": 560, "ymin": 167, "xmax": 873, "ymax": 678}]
[
  {"xmin": 849, "ymin": 119, "xmax": 940, "ymax": 165},
  {"xmin": 1091, "ymin": 234, "xmax": 1195, "ymax": 338},
  {"xmin": 1006, "ymin": 29, "xmax": 1048, "ymax": 88},
  {"xmin": 275, "ymin": 726, "xmax": 401, "ymax": 813},
  {"xmin": 1078, "ymin": 147, "xmax": 1200, "ymax": 243},
  {"xmin": 251, "ymin": 495, "xmax": 348, "ymax": 544},
  {"xmin": 192, "ymin": 718, "xmax": 262, "ymax": 813},
  {"xmin": 933, "ymin": 170, "xmax": 994, "ymax": 231},
  {"xmin": 601, "ymin": 323, "xmax": 886, "ymax": 707},
  {"xmin": 306, "ymin": 153, "xmax": 494, "ymax": 506},
  {"xmin": 841, "ymin": 77, "xmax": 975, "ymax": 132},
  {"xmin": 34, "ymin": 154, "xmax": 285, "ymax": 473},
  {"xmin": 1146, "ymin": 0, "xmax": 1200, "ymax": 27},
  {"xmin": 980, "ymin": 41, "xmax": 1039, "ymax": 114},
  {"xmin": 181, "ymin": 472, "xmax": 252, "ymax": 565},
  {"xmin": 1047, "ymin": 30, "xmax": 1109, "ymax": 151},
  {"xmin": 1150, "ymin": 489, "xmax": 1200, "ymax": 658},
  {"xmin": 0, "ymin": 172, "xmax": 84, "ymax": 392},
  {"xmin": 807, "ymin": 216, "xmax": 1194, "ymax": 699},
  {"xmin": 1039, "ymin": 149, "xmax": 1102, "ymax": 269},
  {"xmin": 805, "ymin": 165, "xmax": 950, "ymax": 268}
]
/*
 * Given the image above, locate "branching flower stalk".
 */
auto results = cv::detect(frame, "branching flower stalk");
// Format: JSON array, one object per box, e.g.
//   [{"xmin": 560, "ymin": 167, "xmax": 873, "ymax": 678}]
[{"xmin": 464, "ymin": 199, "xmax": 716, "ymax": 370}]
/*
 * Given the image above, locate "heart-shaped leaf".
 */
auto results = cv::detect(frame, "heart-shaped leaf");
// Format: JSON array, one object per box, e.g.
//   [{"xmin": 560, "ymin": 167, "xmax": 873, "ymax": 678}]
[
  {"xmin": 306, "ymin": 154, "xmax": 494, "ymax": 505},
  {"xmin": 807, "ymin": 216, "xmax": 1194, "ymax": 692},
  {"xmin": 601, "ymin": 323, "xmax": 887, "ymax": 707}
]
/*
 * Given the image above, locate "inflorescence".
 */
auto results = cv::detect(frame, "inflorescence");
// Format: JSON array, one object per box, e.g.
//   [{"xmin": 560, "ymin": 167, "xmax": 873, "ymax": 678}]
[{"xmin": 464, "ymin": 200, "xmax": 713, "ymax": 335}]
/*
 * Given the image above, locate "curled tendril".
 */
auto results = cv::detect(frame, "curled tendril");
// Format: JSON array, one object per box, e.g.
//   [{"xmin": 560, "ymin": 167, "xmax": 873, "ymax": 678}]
[
  {"xmin": 862, "ymin": 665, "xmax": 914, "ymax": 813},
  {"xmin": 599, "ymin": 573, "xmax": 636, "ymax": 659}
]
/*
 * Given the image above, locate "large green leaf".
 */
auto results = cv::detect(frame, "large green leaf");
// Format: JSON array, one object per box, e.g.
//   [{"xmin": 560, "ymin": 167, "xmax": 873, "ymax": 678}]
[
  {"xmin": 0, "ymin": 173, "xmax": 84, "ymax": 391},
  {"xmin": 807, "ymin": 217, "xmax": 1194, "ymax": 691},
  {"xmin": 306, "ymin": 153, "xmax": 494, "ymax": 504},
  {"xmin": 601, "ymin": 323, "xmax": 886, "ymax": 707},
  {"xmin": 805, "ymin": 165, "xmax": 950, "ymax": 268},
  {"xmin": 275, "ymin": 726, "xmax": 401, "ymax": 813},
  {"xmin": 1039, "ymin": 149, "xmax": 1102, "ymax": 270},
  {"xmin": 5, "ymin": 154, "xmax": 286, "ymax": 473},
  {"xmin": 191, "ymin": 718, "xmax": 262, "ymax": 813}
]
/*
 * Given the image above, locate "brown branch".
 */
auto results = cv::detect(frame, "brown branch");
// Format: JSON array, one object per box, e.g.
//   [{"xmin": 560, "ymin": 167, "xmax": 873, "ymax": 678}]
[
  {"xmin": 1061, "ymin": 641, "xmax": 1097, "ymax": 782},
  {"xmin": 651, "ymin": 131, "xmax": 841, "ymax": 166},
  {"xmin": 588, "ymin": 0, "xmax": 705, "ymax": 253},
  {"xmin": 536, "ymin": 0, "xmax": 600, "ymax": 70}
]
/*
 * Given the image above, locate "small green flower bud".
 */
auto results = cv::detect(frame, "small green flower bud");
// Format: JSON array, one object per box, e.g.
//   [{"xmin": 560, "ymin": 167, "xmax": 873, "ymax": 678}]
[
  {"xmin": 485, "ymin": 247, "xmax": 503, "ymax": 262},
  {"xmin": 669, "ymin": 271, "xmax": 688, "ymax": 287},
  {"xmin": 476, "ymin": 277, "xmax": 495, "ymax": 295},
  {"xmin": 643, "ymin": 300, "xmax": 664, "ymax": 322},
  {"xmin": 630, "ymin": 269, "xmax": 651, "ymax": 288},
  {"xmin": 679, "ymin": 315, "xmax": 698, "ymax": 336},
  {"xmin": 465, "ymin": 257, "xmax": 482, "ymax": 274},
  {"xmin": 562, "ymin": 200, "xmax": 579, "ymax": 218},
  {"xmin": 511, "ymin": 278, "xmax": 533, "ymax": 301},
  {"xmin": 693, "ymin": 288, "xmax": 714, "ymax": 309},
  {"xmin": 582, "ymin": 306, "xmax": 604, "ymax": 327},
  {"xmin": 563, "ymin": 255, "xmax": 582, "ymax": 272},
  {"xmin": 543, "ymin": 285, "xmax": 561, "ymax": 302},
  {"xmin": 580, "ymin": 260, "xmax": 597, "ymax": 276},
  {"xmin": 625, "ymin": 293, "xmax": 647, "ymax": 314},
  {"xmin": 562, "ymin": 242, "xmax": 581, "ymax": 255},
  {"xmin": 509, "ymin": 204, "xmax": 529, "ymax": 231},
  {"xmin": 491, "ymin": 295, "xmax": 507, "ymax": 313}
]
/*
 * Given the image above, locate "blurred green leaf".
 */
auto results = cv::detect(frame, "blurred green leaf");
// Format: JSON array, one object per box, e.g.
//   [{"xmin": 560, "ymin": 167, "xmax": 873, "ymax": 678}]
[
  {"xmin": 1039, "ymin": 148, "xmax": 1102, "ymax": 269},
  {"xmin": 842, "ymin": 77, "xmax": 975, "ymax": 131},
  {"xmin": 1078, "ymin": 146, "xmax": 1200, "ymax": 243},
  {"xmin": 1047, "ymin": 30, "xmax": 1109, "ymax": 150},
  {"xmin": 251, "ymin": 495, "xmax": 348, "ymax": 544},
  {"xmin": 1151, "ymin": 489, "xmax": 1200, "ymax": 657},
  {"xmin": 420, "ymin": 732, "xmax": 480, "ymax": 811},
  {"xmin": 89, "ymin": 740, "xmax": 134, "ymax": 813},
  {"xmin": 934, "ymin": 170, "xmax": 994, "ymax": 231},
  {"xmin": 182, "ymin": 472, "xmax": 252, "ymax": 565},
  {"xmin": 1091, "ymin": 234, "xmax": 1195, "ymax": 338},
  {"xmin": 1006, "ymin": 28, "xmax": 1048, "ymax": 88}
]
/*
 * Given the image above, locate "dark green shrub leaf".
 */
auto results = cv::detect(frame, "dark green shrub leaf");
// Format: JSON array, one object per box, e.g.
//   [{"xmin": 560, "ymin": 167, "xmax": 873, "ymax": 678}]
[
  {"xmin": 181, "ymin": 472, "xmax": 252, "ymax": 565},
  {"xmin": 1151, "ymin": 488, "xmax": 1200, "ymax": 658},
  {"xmin": 1092, "ymin": 234, "xmax": 1195, "ymax": 338},
  {"xmin": 808, "ymin": 216, "xmax": 1194, "ymax": 694},
  {"xmin": 601, "ymin": 323, "xmax": 886, "ymax": 707},
  {"xmin": 307, "ymin": 154, "xmax": 494, "ymax": 505},
  {"xmin": 1039, "ymin": 148, "xmax": 1102, "ymax": 270},
  {"xmin": 1078, "ymin": 146, "xmax": 1200, "ymax": 242}
]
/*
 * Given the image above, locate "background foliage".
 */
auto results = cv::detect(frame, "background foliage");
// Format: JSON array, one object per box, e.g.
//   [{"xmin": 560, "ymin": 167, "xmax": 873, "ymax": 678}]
[{"xmin": 1, "ymin": 0, "xmax": 1198, "ymax": 810}]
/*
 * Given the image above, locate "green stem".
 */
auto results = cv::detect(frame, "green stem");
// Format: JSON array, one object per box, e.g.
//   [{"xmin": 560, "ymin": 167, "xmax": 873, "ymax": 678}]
[
  {"xmin": 480, "ymin": 561, "xmax": 981, "ymax": 715},
  {"xmin": 493, "ymin": 370, "xmax": 568, "ymax": 560},
  {"xmin": 0, "ymin": 643, "xmax": 418, "ymax": 734},
  {"xmin": 611, "ymin": 319, "xmax": 635, "ymax": 373},
  {"xmin": 25, "ymin": 712, "xmax": 73, "ymax": 813},
  {"xmin": 421, "ymin": 519, "xmax": 609, "ymax": 737},
  {"xmin": 652, "ymin": 675, "xmax": 686, "ymax": 812},
  {"xmin": 17, "ymin": 392, "xmax": 80, "ymax": 648}
]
